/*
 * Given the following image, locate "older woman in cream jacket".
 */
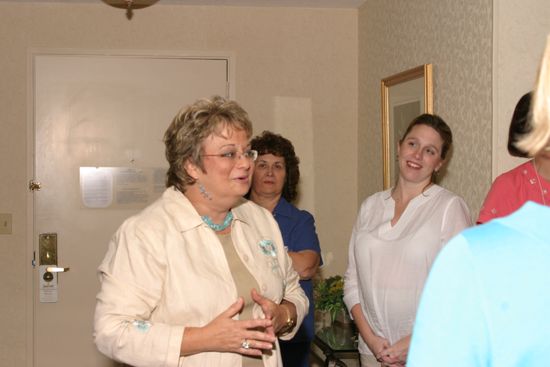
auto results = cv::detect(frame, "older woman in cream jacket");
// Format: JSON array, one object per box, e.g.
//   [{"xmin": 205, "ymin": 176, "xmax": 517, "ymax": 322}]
[{"xmin": 94, "ymin": 96, "xmax": 308, "ymax": 367}]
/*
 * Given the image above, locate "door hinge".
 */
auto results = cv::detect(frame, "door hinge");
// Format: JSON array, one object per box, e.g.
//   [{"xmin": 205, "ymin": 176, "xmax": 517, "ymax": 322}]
[{"xmin": 29, "ymin": 180, "xmax": 42, "ymax": 192}]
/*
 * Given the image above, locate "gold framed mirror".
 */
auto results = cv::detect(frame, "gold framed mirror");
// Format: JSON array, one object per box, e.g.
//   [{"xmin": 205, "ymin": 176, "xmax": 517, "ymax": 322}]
[{"xmin": 381, "ymin": 64, "xmax": 433, "ymax": 189}]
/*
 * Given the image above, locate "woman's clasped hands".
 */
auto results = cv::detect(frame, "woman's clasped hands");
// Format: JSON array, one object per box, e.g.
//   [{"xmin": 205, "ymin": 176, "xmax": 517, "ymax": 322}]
[
  {"xmin": 183, "ymin": 288, "xmax": 295, "ymax": 358},
  {"xmin": 182, "ymin": 296, "xmax": 276, "ymax": 357},
  {"xmin": 376, "ymin": 335, "xmax": 410, "ymax": 367}
]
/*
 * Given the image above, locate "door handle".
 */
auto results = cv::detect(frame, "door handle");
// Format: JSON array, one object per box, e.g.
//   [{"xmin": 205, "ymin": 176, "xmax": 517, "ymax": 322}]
[
  {"xmin": 46, "ymin": 266, "xmax": 70, "ymax": 273},
  {"xmin": 38, "ymin": 233, "xmax": 69, "ymax": 303}
]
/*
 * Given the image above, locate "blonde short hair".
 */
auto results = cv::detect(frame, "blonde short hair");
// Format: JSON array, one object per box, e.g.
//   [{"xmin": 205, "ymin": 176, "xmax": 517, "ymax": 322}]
[
  {"xmin": 517, "ymin": 35, "xmax": 550, "ymax": 156},
  {"xmin": 164, "ymin": 96, "xmax": 253, "ymax": 193}
]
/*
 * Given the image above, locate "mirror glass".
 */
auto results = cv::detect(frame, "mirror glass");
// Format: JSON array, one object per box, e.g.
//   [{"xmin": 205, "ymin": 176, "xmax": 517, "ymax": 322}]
[{"xmin": 381, "ymin": 64, "xmax": 433, "ymax": 189}]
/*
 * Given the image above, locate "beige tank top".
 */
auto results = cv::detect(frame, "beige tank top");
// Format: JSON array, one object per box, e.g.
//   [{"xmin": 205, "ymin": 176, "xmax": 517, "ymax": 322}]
[{"xmin": 217, "ymin": 233, "xmax": 264, "ymax": 367}]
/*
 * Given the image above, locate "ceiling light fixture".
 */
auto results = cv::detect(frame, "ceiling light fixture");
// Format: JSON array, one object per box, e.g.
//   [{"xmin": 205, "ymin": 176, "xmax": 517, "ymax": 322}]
[{"xmin": 102, "ymin": 0, "xmax": 159, "ymax": 20}]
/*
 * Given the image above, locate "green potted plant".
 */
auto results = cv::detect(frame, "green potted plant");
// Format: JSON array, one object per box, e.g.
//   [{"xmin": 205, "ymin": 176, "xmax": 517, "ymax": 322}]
[{"xmin": 314, "ymin": 275, "xmax": 348, "ymax": 324}]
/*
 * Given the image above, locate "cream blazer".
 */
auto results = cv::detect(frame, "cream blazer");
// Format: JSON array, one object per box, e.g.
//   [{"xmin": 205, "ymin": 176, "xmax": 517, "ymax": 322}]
[{"xmin": 94, "ymin": 187, "xmax": 308, "ymax": 367}]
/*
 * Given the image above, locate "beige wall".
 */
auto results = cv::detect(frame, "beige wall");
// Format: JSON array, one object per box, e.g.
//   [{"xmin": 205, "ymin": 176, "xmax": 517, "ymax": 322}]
[
  {"xmin": 7, "ymin": 1, "xmax": 548, "ymax": 365},
  {"xmin": 0, "ymin": 3, "xmax": 358, "ymax": 365},
  {"xmin": 358, "ymin": 0, "xmax": 493, "ymax": 217}
]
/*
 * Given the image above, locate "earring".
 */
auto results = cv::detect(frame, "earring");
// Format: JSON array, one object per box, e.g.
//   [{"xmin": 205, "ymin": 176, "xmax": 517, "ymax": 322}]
[{"xmin": 198, "ymin": 182, "xmax": 212, "ymax": 200}]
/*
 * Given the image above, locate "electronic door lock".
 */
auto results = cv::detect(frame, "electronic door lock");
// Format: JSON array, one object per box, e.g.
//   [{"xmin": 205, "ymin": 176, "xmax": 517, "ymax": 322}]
[{"xmin": 38, "ymin": 233, "xmax": 70, "ymax": 303}]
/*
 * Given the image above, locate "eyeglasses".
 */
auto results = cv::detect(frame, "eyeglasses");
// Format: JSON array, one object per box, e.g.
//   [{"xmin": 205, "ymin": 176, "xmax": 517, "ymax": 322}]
[{"xmin": 202, "ymin": 149, "xmax": 258, "ymax": 162}]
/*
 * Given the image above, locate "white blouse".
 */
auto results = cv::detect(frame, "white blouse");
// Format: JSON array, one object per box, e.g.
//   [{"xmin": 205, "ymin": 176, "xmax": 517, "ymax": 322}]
[{"xmin": 343, "ymin": 185, "xmax": 472, "ymax": 356}]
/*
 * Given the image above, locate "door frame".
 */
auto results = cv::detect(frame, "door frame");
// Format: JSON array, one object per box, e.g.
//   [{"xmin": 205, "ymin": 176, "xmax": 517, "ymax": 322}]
[{"xmin": 26, "ymin": 48, "xmax": 235, "ymax": 367}]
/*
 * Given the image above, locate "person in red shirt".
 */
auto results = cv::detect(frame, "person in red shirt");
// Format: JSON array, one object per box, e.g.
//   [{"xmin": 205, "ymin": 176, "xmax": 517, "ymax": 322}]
[{"xmin": 477, "ymin": 92, "xmax": 550, "ymax": 224}]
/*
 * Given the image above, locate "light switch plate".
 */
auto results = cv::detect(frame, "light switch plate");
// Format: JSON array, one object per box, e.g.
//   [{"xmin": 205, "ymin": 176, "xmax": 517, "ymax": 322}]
[{"xmin": 0, "ymin": 213, "xmax": 12, "ymax": 235}]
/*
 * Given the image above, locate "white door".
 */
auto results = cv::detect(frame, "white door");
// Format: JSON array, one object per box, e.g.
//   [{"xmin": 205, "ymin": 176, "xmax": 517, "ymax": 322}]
[{"xmin": 32, "ymin": 53, "xmax": 229, "ymax": 367}]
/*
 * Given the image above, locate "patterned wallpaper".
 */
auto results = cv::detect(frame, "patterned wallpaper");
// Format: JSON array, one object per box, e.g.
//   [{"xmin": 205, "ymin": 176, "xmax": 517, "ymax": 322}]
[{"xmin": 358, "ymin": 0, "xmax": 493, "ymax": 219}]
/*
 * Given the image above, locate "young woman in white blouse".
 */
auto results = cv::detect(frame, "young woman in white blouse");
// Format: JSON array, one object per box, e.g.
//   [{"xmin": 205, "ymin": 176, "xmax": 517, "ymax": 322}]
[{"xmin": 343, "ymin": 114, "xmax": 472, "ymax": 367}]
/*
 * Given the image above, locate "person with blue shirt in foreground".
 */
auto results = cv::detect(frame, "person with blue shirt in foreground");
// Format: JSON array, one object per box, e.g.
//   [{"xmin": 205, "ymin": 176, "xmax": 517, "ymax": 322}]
[
  {"xmin": 249, "ymin": 131, "xmax": 322, "ymax": 367},
  {"xmin": 407, "ymin": 35, "xmax": 550, "ymax": 367}
]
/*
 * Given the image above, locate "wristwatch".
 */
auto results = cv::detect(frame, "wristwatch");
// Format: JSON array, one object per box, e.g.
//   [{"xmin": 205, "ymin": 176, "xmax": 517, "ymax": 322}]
[{"xmin": 278, "ymin": 305, "xmax": 296, "ymax": 335}]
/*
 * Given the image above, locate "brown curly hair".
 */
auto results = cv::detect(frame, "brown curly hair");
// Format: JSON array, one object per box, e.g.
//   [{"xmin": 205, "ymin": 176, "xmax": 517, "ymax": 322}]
[
  {"xmin": 250, "ymin": 131, "xmax": 300, "ymax": 203},
  {"xmin": 164, "ymin": 96, "xmax": 252, "ymax": 193}
]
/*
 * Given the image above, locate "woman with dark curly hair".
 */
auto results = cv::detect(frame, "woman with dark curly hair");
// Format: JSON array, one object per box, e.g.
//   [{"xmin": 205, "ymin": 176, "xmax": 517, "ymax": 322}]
[{"xmin": 248, "ymin": 131, "xmax": 322, "ymax": 367}]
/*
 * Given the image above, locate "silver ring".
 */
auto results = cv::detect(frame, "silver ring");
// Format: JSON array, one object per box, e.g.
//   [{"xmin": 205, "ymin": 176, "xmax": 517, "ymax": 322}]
[{"xmin": 241, "ymin": 339, "xmax": 250, "ymax": 349}]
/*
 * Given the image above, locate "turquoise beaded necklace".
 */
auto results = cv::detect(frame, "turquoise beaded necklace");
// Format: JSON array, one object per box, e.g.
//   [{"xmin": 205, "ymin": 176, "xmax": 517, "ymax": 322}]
[{"xmin": 201, "ymin": 211, "xmax": 234, "ymax": 231}]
